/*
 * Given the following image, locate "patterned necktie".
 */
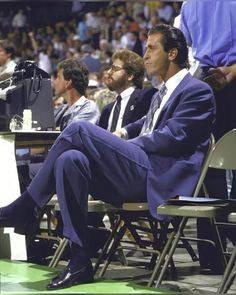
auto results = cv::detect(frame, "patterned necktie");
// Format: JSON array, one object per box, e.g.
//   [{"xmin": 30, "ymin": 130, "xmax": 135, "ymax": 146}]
[
  {"xmin": 110, "ymin": 95, "xmax": 122, "ymax": 132},
  {"xmin": 140, "ymin": 84, "xmax": 167, "ymax": 135}
]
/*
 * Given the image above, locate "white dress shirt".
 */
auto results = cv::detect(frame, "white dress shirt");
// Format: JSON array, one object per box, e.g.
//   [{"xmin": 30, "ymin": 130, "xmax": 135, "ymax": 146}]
[
  {"xmin": 108, "ymin": 86, "xmax": 135, "ymax": 132},
  {"xmin": 150, "ymin": 69, "xmax": 189, "ymax": 132}
]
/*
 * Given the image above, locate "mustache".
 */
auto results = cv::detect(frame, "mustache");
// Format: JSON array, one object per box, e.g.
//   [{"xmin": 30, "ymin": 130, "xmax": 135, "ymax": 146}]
[{"xmin": 104, "ymin": 75, "xmax": 113, "ymax": 83}]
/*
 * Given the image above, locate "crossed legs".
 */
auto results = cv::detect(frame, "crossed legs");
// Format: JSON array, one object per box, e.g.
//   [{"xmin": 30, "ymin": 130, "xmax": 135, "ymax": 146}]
[{"xmin": 0, "ymin": 121, "xmax": 150, "ymax": 289}]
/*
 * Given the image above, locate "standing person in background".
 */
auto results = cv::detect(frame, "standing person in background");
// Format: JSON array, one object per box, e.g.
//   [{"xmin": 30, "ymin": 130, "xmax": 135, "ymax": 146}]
[
  {"xmin": 80, "ymin": 44, "xmax": 101, "ymax": 74},
  {"xmin": 180, "ymin": 0, "xmax": 236, "ymax": 273},
  {"xmin": 0, "ymin": 40, "xmax": 16, "ymax": 81},
  {"xmin": 28, "ymin": 31, "xmax": 52, "ymax": 75}
]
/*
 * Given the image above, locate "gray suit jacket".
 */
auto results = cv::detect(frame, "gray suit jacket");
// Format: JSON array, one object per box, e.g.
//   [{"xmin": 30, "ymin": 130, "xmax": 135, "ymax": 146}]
[{"xmin": 59, "ymin": 96, "xmax": 100, "ymax": 130}]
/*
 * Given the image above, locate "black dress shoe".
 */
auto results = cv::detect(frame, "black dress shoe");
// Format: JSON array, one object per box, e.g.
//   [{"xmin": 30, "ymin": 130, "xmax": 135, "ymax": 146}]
[
  {"xmin": 47, "ymin": 262, "xmax": 94, "ymax": 290},
  {"xmin": 0, "ymin": 191, "xmax": 43, "ymax": 237},
  {"xmin": 0, "ymin": 206, "xmax": 41, "ymax": 236}
]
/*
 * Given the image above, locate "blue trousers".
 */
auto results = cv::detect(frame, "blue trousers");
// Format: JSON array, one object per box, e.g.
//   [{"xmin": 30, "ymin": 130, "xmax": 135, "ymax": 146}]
[{"xmin": 28, "ymin": 121, "xmax": 150, "ymax": 246}]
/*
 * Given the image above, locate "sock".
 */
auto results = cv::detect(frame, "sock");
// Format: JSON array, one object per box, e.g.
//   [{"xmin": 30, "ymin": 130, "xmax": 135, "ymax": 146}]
[{"xmin": 69, "ymin": 242, "xmax": 90, "ymax": 271}]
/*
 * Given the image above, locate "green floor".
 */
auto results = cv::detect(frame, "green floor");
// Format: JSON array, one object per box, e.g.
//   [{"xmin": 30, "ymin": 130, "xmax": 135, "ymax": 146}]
[{"xmin": 0, "ymin": 260, "xmax": 173, "ymax": 294}]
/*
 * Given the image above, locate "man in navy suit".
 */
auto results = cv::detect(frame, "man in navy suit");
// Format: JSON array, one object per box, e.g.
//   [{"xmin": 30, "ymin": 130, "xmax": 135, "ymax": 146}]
[
  {"xmin": 98, "ymin": 48, "xmax": 156, "ymax": 131},
  {"xmin": 0, "ymin": 24, "xmax": 215, "ymax": 290}
]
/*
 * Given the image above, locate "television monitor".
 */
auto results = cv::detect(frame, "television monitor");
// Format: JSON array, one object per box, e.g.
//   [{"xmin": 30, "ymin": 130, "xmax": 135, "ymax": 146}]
[{"xmin": 0, "ymin": 77, "xmax": 55, "ymax": 131}]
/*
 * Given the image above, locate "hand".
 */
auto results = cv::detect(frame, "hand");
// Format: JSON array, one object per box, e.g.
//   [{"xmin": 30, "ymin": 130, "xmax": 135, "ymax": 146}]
[
  {"xmin": 204, "ymin": 64, "xmax": 236, "ymax": 90},
  {"xmin": 112, "ymin": 129, "xmax": 126, "ymax": 138}
]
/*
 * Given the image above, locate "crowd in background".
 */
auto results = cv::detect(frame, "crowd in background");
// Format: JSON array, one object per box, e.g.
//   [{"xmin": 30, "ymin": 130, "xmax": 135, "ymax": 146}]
[{"xmin": 0, "ymin": 1, "xmax": 181, "ymax": 78}]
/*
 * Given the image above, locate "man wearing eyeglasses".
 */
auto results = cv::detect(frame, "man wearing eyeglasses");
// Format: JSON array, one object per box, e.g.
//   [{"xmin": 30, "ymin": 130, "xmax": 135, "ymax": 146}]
[
  {"xmin": 90, "ymin": 49, "xmax": 156, "ymax": 255},
  {"xmin": 98, "ymin": 49, "xmax": 156, "ymax": 132},
  {"xmin": 0, "ymin": 24, "xmax": 215, "ymax": 290}
]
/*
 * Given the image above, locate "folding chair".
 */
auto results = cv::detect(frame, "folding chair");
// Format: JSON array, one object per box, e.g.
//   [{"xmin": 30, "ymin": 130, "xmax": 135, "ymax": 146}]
[
  {"xmin": 149, "ymin": 130, "xmax": 236, "ymax": 288},
  {"xmin": 93, "ymin": 135, "xmax": 216, "ymax": 279},
  {"xmin": 93, "ymin": 202, "xmax": 163, "ymax": 277},
  {"xmin": 49, "ymin": 200, "xmax": 119, "ymax": 267}
]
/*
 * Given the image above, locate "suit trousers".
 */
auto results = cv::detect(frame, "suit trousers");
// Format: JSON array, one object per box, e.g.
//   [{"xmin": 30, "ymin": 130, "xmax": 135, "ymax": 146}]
[{"xmin": 27, "ymin": 121, "xmax": 150, "ymax": 247}]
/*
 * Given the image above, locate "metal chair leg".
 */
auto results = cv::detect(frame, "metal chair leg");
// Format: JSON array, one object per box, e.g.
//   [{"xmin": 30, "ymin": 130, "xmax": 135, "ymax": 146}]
[
  {"xmin": 180, "ymin": 234, "xmax": 199, "ymax": 262},
  {"xmin": 148, "ymin": 217, "xmax": 188, "ymax": 288},
  {"xmin": 49, "ymin": 237, "xmax": 69, "ymax": 267},
  {"xmin": 211, "ymin": 218, "xmax": 228, "ymax": 269},
  {"xmin": 148, "ymin": 230, "xmax": 175, "ymax": 287},
  {"xmin": 98, "ymin": 220, "xmax": 128, "ymax": 277},
  {"xmin": 93, "ymin": 216, "xmax": 122, "ymax": 275},
  {"xmin": 218, "ymin": 246, "xmax": 236, "ymax": 293},
  {"xmin": 155, "ymin": 220, "xmax": 186, "ymax": 287}
]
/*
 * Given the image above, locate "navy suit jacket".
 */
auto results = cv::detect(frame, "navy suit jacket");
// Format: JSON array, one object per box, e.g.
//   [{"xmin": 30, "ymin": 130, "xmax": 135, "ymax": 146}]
[
  {"xmin": 125, "ymin": 73, "xmax": 216, "ymax": 218},
  {"xmin": 98, "ymin": 87, "xmax": 157, "ymax": 130}
]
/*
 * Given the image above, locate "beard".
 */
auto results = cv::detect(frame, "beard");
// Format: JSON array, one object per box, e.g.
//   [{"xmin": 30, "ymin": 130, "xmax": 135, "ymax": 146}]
[{"xmin": 105, "ymin": 74, "xmax": 127, "ymax": 92}]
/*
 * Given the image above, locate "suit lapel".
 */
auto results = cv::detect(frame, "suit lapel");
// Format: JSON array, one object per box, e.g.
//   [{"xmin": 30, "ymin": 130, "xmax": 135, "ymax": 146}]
[
  {"xmin": 154, "ymin": 73, "xmax": 193, "ymax": 127},
  {"xmin": 122, "ymin": 89, "xmax": 139, "ymax": 126}
]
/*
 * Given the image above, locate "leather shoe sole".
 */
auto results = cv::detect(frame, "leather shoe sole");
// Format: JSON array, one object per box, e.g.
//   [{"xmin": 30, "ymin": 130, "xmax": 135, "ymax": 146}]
[{"xmin": 47, "ymin": 264, "xmax": 94, "ymax": 290}]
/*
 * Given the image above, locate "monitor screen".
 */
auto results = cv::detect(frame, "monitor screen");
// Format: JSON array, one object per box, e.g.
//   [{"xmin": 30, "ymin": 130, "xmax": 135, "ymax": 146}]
[{"xmin": 0, "ymin": 78, "xmax": 55, "ymax": 131}]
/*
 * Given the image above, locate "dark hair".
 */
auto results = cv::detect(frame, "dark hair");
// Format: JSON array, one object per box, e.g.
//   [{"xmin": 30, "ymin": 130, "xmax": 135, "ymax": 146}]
[
  {"xmin": 112, "ymin": 48, "xmax": 144, "ymax": 88},
  {"xmin": 0, "ymin": 39, "xmax": 15, "ymax": 58},
  {"xmin": 58, "ymin": 59, "xmax": 89, "ymax": 95},
  {"xmin": 149, "ymin": 24, "xmax": 189, "ymax": 69}
]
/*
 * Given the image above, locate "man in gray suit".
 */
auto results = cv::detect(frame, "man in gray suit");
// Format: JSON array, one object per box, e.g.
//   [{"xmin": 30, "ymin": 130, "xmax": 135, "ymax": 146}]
[
  {"xmin": 21, "ymin": 59, "xmax": 100, "ymax": 190},
  {"xmin": 53, "ymin": 58, "xmax": 100, "ymax": 130},
  {"xmin": 0, "ymin": 24, "xmax": 215, "ymax": 290}
]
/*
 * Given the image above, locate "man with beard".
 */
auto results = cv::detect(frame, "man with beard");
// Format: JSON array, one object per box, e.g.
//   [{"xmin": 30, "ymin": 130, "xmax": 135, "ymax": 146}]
[
  {"xmin": 98, "ymin": 48, "xmax": 156, "ymax": 131},
  {"xmin": 89, "ymin": 49, "xmax": 156, "ymax": 255}
]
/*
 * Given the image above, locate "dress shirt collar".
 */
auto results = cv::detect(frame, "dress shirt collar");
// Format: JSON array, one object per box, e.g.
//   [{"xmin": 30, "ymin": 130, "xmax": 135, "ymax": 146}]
[
  {"xmin": 164, "ymin": 68, "xmax": 188, "ymax": 96},
  {"xmin": 148, "ymin": 68, "xmax": 189, "ymax": 134},
  {"xmin": 108, "ymin": 87, "xmax": 135, "ymax": 131},
  {"xmin": 119, "ymin": 86, "xmax": 135, "ymax": 101}
]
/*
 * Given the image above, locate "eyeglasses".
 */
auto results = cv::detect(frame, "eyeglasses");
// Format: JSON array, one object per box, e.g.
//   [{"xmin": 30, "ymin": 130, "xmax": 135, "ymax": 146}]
[{"xmin": 109, "ymin": 64, "xmax": 124, "ymax": 72}]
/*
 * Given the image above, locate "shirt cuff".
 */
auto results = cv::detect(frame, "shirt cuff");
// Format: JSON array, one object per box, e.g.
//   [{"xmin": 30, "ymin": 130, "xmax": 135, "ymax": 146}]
[{"xmin": 121, "ymin": 128, "xmax": 128, "ymax": 139}]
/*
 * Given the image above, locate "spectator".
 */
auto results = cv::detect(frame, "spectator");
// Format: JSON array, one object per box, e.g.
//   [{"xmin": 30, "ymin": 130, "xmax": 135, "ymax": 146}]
[
  {"xmin": 0, "ymin": 39, "xmax": 16, "ymax": 81},
  {"xmin": 12, "ymin": 9, "xmax": 28, "ymax": 31},
  {"xmin": 28, "ymin": 32, "xmax": 52, "ymax": 74},
  {"xmin": 157, "ymin": 2, "xmax": 175, "ymax": 24},
  {"xmin": 53, "ymin": 58, "xmax": 100, "ymax": 130},
  {"xmin": 99, "ymin": 48, "xmax": 155, "ymax": 132},
  {"xmin": 130, "ymin": 31, "xmax": 143, "ymax": 57},
  {"xmin": 76, "ymin": 15, "xmax": 90, "ymax": 44},
  {"xmin": 80, "ymin": 44, "xmax": 101, "ymax": 73}
]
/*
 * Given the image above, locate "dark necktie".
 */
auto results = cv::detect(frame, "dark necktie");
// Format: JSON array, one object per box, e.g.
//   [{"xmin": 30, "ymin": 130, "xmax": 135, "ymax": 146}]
[
  {"xmin": 54, "ymin": 105, "xmax": 68, "ymax": 128},
  {"xmin": 110, "ymin": 95, "xmax": 122, "ymax": 132},
  {"xmin": 140, "ymin": 84, "xmax": 167, "ymax": 135},
  {"xmin": 60, "ymin": 112, "xmax": 72, "ymax": 130}
]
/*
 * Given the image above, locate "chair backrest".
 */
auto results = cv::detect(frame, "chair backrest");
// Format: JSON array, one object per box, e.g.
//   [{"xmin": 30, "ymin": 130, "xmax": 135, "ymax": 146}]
[
  {"xmin": 193, "ymin": 134, "xmax": 215, "ymax": 197},
  {"xmin": 209, "ymin": 128, "xmax": 236, "ymax": 170}
]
